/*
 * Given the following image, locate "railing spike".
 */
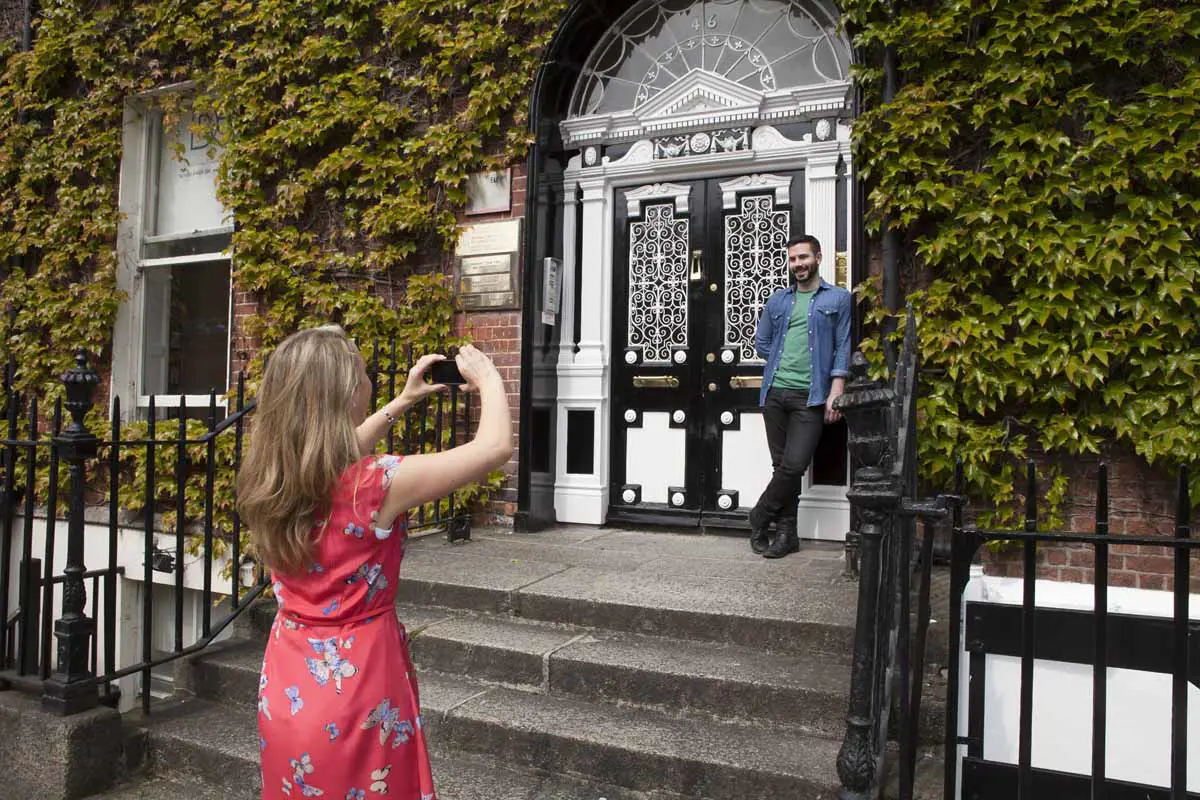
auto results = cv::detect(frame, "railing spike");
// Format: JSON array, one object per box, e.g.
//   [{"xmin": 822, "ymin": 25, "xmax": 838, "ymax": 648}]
[
  {"xmin": 1096, "ymin": 463, "xmax": 1109, "ymax": 536},
  {"xmin": 1175, "ymin": 465, "xmax": 1190, "ymax": 538},
  {"xmin": 1025, "ymin": 459, "xmax": 1038, "ymax": 532}
]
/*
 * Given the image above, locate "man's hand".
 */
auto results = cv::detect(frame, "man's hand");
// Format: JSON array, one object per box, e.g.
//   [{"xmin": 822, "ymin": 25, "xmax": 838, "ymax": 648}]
[{"xmin": 824, "ymin": 379, "xmax": 846, "ymax": 424}]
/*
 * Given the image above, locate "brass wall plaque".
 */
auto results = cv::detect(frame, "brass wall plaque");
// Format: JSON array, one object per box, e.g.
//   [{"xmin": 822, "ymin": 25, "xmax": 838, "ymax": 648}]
[
  {"xmin": 459, "ymin": 254, "xmax": 512, "ymax": 276},
  {"xmin": 456, "ymin": 219, "xmax": 521, "ymax": 256},
  {"xmin": 835, "ymin": 252, "xmax": 848, "ymax": 287},
  {"xmin": 460, "ymin": 273, "xmax": 511, "ymax": 294},
  {"xmin": 455, "ymin": 245, "xmax": 519, "ymax": 310},
  {"xmin": 461, "ymin": 292, "xmax": 516, "ymax": 310}
]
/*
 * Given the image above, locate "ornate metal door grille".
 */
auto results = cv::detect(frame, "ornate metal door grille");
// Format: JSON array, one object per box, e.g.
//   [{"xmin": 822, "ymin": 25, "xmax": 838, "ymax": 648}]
[
  {"xmin": 627, "ymin": 203, "xmax": 690, "ymax": 364},
  {"xmin": 611, "ymin": 171, "xmax": 807, "ymax": 525},
  {"xmin": 724, "ymin": 194, "xmax": 789, "ymax": 362}
]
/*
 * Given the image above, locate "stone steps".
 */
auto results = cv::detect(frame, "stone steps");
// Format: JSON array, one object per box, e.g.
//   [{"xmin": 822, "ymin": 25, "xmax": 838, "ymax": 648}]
[
  {"xmin": 122, "ymin": 671, "xmax": 843, "ymax": 799},
  {"xmin": 392, "ymin": 534, "xmax": 860, "ymax": 657},
  {"xmin": 194, "ymin": 606, "xmax": 856, "ymax": 737},
  {"xmin": 90, "ymin": 527, "xmax": 944, "ymax": 799},
  {"xmin": 99, "ymin": 723, "xmax": 667, "ymax": 800}
]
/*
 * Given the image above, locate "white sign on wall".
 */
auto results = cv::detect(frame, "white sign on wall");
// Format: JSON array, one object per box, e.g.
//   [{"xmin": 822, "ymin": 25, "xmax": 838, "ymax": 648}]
[
  {"xmin": 542, "ymin": 257, "xmax": 562, "ymax": 325},
  {"xmin": 154, "ymin": 110, "xmax": 228, "ymax": 237},
  {"xmin": 465, "ymin": 169, "xmax": 512, "ymax": 215}
]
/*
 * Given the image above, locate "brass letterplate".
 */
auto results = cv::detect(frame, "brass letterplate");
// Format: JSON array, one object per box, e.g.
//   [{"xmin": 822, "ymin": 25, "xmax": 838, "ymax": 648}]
[
  {"xmin": 729, "ymin": 376, "xmax": 763, "ymax": 390},
  {"xmin": 632, "ymin": 375, "xmax": 681, "ymax": 389}
]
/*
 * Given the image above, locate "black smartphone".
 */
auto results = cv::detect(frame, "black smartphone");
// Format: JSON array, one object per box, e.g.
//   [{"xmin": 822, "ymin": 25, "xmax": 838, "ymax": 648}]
[{"xmin": 430, "ymin": 359, "xmax": 466, "ymax": 386}]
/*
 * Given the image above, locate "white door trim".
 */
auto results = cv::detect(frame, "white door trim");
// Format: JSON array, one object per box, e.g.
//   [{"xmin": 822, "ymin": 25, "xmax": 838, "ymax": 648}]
[{"xmin": 551, "ymin": 123, "xmax": 854, "ymax": 534}]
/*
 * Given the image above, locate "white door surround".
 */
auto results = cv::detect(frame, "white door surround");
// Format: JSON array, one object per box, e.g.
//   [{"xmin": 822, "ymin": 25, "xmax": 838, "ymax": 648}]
[{"xmin": 550, "ymin": 122, "xmax": 854, "ymax": 533}]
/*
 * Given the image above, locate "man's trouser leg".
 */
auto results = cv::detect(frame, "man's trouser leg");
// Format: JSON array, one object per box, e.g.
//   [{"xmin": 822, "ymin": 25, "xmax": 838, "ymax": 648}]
[{"xmin": 752, "ymin": 387, "xmax": 824, "ymax": 528}]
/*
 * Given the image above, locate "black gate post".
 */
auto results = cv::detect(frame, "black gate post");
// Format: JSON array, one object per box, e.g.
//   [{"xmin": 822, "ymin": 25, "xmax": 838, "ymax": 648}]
[
  {"xmin": 42, "ymin": 352, "xmax": 100, "ymax": 715},
  {"xmin": 835, "ymin": 352, "xmax": 901, "ymax": 799}
]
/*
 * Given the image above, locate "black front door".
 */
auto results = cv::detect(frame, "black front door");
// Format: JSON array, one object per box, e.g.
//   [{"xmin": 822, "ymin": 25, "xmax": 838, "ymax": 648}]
[{"xmin": 610, "ymin": 171, "xmax": 808, "ymax": 526}]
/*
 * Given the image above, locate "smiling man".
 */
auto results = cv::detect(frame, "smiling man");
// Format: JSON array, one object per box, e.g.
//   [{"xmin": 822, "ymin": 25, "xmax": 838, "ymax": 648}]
[{"xmin": 749, "ymin": 235, "xmax": 852, "ymax": 558}]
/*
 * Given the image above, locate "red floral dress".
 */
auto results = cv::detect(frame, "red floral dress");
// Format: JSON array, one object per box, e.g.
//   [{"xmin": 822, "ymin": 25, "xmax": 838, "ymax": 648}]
[{"xmin": 258, "ymin": 454, "xmax": 436, "ymax": 799}]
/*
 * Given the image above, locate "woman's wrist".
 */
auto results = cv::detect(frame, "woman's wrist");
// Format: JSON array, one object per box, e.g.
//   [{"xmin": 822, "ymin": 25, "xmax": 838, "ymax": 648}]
[{"xmin": 378, "ymin": 398, "xmax": 406, "ymax": 425}]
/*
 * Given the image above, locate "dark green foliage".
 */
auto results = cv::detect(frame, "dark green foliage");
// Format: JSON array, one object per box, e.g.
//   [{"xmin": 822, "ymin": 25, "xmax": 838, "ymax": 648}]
[{"xmin": 846, "ymin": 0, "xmax": 1200, "ymax": 521}]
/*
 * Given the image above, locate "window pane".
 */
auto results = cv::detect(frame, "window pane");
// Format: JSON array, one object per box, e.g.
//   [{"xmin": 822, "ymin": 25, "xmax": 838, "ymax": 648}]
[
  {"xmin": 141, "ymin": 260, "xmax": 230, "ymax": 397},
  {"xmin": 152, "ymin": 110, "xmax": 229, "ymax": 238},
  {"xmin": 141, "ymin": 230, "xmax": 231, "ymax": 261}
]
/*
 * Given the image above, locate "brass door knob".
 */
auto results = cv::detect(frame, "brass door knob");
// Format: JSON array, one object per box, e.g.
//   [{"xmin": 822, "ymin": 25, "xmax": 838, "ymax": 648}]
[
  {"xmin": 707, "ymin": 382, "xmax": 718, "ymax": 392},
  {"xmin": 705, "ymin": 353, "xmax": 715, "ymax": 363},
  {"xmin": 709, "ymin": 283, "xmax": 718, "ymax": 293}
]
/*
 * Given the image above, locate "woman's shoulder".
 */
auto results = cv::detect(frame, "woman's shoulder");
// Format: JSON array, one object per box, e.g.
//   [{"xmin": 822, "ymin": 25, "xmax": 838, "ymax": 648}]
[{"xmin": 339, "ymin": 453, "xmax": 405, "ymax": 491}]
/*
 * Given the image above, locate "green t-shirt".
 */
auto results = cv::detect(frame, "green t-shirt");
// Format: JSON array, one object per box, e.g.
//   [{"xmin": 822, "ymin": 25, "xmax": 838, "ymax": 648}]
[{"xmin": 772, "ymin": 289, "xmax": 816, "ymax": 390}]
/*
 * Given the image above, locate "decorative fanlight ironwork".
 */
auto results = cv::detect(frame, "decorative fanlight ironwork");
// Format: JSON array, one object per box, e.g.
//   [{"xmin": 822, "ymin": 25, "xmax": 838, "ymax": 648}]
[{"xmin": 570, "ymin": 0, "xmax": 851, "ymax": 118}]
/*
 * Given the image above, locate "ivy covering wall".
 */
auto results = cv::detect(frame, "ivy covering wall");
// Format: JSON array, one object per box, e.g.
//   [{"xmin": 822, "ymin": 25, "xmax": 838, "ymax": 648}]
[
  {"xmin": 0, "ymin": 0, "xmax": 565, "ymax": 547},
  {"xmin": 0, "ymin": 0, "xmax": 565, "ymax": 395},
  {"xmin": 2, "ymin": 0, "xmax": 1198, "ymax": 529},
  {"xmin": 844, "ymin": 0, "xmax": 1200, "ymax": 518}
]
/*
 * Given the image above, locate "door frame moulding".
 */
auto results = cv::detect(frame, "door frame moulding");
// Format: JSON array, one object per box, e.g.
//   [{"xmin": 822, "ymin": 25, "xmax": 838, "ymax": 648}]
[{"xmin": 550, "ymin": 122, "xmax": 854, "ymax": 528}]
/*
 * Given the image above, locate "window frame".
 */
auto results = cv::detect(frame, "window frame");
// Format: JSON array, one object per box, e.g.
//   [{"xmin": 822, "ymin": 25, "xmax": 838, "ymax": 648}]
[{"xmin": 111, "ymin": 86, "xmax": 235, "ymax": 419}]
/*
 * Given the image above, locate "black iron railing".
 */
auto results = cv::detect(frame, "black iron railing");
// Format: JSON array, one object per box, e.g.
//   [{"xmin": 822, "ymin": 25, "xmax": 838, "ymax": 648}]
[
  {"xmin": 837, "ymin": 306, "xmax": 1196, "ymax": 799},
  {"xmin": 835, "ymin": 306, "xmax": 953, "ymax": 800},
  {"xmin": 946, "ymin": 462, "xmax": 1196, "ymax": 800},
  {"xmin": 0, "ymin": 343, "xmax": 474, "ymax": 715}
]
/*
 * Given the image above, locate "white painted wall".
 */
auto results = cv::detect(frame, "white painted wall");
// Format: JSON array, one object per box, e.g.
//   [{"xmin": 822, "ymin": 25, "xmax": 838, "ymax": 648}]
[
  {"xmin": 955, "ymin": 569, "xmax": 1200, "ymax": 795},
  {"xmin": 3, "ymin": 513, "xmax": 238, "ymax": 711}
]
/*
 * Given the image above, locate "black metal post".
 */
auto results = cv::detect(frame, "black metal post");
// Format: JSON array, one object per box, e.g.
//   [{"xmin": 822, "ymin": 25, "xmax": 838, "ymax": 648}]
[
  {"xmin": 1092, "ymin": 463, "xmax": 1109, "ymax": 799},
  {"xmin": 880, "ymin": 43, "xmax": 901, "ymax": 372},
  {"xmin": 835, "ymin": 352, "xmax": 901, "ymax": 799},
  {"xmin": 1017, "ymin": 460, "xmax": 1038, "ymax": 799},
  {"xmin": 42, "ymin": 351, "xmax": 100, "ymax": 715},
  {"xmin": 1170, "ymin": 466, "xmax": 1189, "ymax": 800}
]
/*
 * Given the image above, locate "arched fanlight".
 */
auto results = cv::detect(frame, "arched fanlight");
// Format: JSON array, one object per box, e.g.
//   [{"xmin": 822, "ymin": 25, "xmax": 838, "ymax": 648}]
[{"xmin": 569, "ymin": 0, "xmax": 851, "ymax": 118}]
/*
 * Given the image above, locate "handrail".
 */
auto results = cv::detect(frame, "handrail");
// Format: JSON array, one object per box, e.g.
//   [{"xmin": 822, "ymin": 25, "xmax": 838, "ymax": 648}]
[
  {"xmin": 0, "ymin": 341, "xmax": 475, "ymax": 715},
  {"xmin": 835, "ymin": 304, "xmax": 946, "ymax": 800}
]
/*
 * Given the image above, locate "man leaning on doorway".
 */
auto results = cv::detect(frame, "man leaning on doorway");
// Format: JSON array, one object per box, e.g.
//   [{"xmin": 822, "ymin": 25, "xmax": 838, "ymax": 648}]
[{"xmin": 748, "ymin": 234, "xmax": 852, "ymax": 559}]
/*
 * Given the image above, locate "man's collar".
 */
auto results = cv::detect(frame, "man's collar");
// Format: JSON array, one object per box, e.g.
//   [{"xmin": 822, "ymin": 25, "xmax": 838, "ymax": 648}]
[{"xmin": 788, "ymin": 278, "xmax": 833, "ymax": 294}]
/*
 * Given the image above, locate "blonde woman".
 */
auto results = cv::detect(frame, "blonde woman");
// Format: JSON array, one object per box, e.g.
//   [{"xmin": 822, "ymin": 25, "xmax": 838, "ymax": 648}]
[{"xmin": 237, "ymin": 326, "xmax": 511, "ymax": 800}]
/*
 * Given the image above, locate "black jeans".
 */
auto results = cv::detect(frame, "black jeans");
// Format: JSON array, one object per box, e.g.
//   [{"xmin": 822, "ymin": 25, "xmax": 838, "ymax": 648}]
[{"xmin": 752, "ymin": 387, "xmax": 825, "ymax": 523}]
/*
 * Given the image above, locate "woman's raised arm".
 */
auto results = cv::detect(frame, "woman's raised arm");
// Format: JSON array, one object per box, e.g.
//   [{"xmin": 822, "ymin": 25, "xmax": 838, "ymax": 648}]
[{"xmin": 376, "ymin": 345, "xmax": 512, "ymax": 525}]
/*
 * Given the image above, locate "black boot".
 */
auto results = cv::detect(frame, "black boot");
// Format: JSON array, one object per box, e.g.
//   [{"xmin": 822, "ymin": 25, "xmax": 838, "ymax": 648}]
[
  {"xmin": 764, "ymin": 517, "xmax": 799, "ymax": 559},
  {"xmin": 748, "ymin": 508, "xmax": 771, "ymax": 554}
]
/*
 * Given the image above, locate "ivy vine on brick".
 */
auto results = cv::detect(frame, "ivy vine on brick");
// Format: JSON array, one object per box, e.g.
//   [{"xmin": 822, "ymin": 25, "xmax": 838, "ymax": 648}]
[
  {"xmin": 846, "ymin": 0, "xmax": 1200, "ymax": 523},
  {"xmin": 0, "ymin": 0, "xmax": 564, "ymax": 556}
]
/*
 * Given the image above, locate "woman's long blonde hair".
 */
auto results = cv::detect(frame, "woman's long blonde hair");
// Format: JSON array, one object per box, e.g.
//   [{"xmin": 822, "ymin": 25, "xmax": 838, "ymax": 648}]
[{"xmin": 237, "ymin": 325, "xmax": 363, "ymax": 575}]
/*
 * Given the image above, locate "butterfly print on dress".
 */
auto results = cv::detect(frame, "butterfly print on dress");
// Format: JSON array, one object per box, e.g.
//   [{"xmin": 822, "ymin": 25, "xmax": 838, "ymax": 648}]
[{"xmin": 305, "ymin": 637, "xmax": 358, "ymax": 693}]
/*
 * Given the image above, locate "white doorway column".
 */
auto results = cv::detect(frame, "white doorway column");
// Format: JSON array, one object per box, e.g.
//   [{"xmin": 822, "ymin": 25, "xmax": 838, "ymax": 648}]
[{"xmin": 805, "ymin": 143, "xmax": 841, "ymax": 285}]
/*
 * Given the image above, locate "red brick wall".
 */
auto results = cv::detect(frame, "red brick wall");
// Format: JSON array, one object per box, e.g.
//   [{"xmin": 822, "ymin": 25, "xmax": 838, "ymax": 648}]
[
  {"xmin": 229, "ymin": 288, "xmax": 262, "ymax": 384},
  {"xmin": 980, "ymin": 447, "xmax": 1199, "ymax": 591},
  {"xmin": 451, "ymin": 164, "xmax": 528, "ymax": 523},
  {"xmin": 222, "ymin": 166, "xmax": 528, "ymax": 524}
]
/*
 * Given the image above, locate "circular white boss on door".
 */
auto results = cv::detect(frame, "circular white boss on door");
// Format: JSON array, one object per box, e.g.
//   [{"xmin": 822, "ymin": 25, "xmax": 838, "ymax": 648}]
[
  {"xmin": 717, "ymin": 494, "xmax": 733, "ymax": 510},
  {"xmin": 624, "ymin": 409, "xmax": 638, "ymax": 424},
  {"xmin": 622, "ymin": 489, "xmax": 637, "ymax": 504},
  {"xmin": 672, "ymin": 410, "xmax": 686, "ymax": 424},
  {"xmin": 671, "ymin": 492, "xmax": 685, "ymax": 507},
  {"xmin": 624, "ymin": 350, "xmax": 638, "ymax": 364},
  {"xmin": 721, "ymin": 350, "xmax": 735, "ymax": 364},
  {"xmin": 673, "ymin": 350, "xmax": 687, "ymax": 364},
  {"xmin": 720, "ymin": 411, "xmax": 734, "ymax": 425}
]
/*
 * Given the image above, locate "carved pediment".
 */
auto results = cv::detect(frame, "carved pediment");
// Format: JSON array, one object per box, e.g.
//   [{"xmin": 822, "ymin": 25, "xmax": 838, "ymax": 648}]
[
  {"xmin": 634, "ymin": 70, "xmax": 764, "ymax": 121},
  {"xmin": 624, "ymin": 182, "xmax": 692, "ymax": 217}
]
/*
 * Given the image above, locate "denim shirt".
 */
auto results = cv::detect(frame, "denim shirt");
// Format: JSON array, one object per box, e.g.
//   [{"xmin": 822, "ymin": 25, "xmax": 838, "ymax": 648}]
[{"xmin": 753, "ymin": 279, "xmax": 852, "ymax": 408}]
